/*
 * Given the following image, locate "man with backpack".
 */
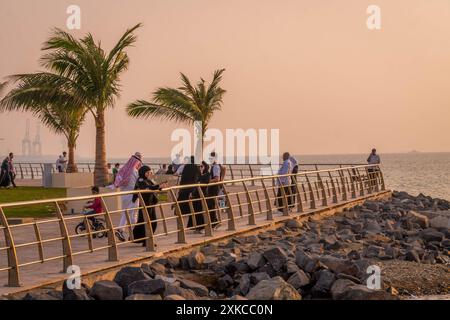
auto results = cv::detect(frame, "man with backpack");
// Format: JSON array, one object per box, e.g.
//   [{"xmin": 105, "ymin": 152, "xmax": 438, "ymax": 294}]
[{"xmin": 206, "ymin": 152, "xmax": 225, "ymax": 229}]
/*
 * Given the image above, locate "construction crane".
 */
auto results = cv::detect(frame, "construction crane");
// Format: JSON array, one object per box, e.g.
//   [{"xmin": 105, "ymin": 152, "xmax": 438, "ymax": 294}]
[
  {"xmin": 32, "ymin": 124, "xmax": 42, "ymax": 156},
  {"xmin": 22, "ymin": 119, "xmax": 32, "ymax": 156}
]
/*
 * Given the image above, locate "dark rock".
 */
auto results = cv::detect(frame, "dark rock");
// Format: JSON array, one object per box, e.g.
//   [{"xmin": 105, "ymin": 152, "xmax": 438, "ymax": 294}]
[
  {"xmin": 114, "ymin": 267, "xmax": 150, "ymax": 296},
  {"xmin": 250, "ymin": 272, "xmax": 270, "ymax": 284},
  {"xmin": 405, "ymin": 250, "xmax": 421, "ymax": 263},
  {"xmin": 263, "ymin": 247, "xmax": 288, "ymax": 272},
  {"xmin": 330, "ymin": 279, "xmax": 357, "ymax": 300},
  {"xmin": 247, "ymin": 252, "xmax": 266, "ymax": 270},
  {"xmin": 238, "ymin": 274, "xmax": 251, "ymax": 295},
  {"xmin": 246, "ymin": 276, "xmax": 301, "ymax": 300},
  {"xmin": 128, "ymin": 279, "xmax": 166, "ymax": 296},
  {"xmin": 287, "ymin": 270, "xmax": 310, "ymax": 289},
  {"xmin": 420, "ymin": 228, "xmax": 444, "ymax": 242},
  {"xmin": 319, "ymin": 256, "xmax": 359, "ymax": 277},
  {"xmin": 90, "ymin": 280, "xmax": 123, "ymax": 300},
  {"xmin": 406, "ymin": 211, "xmax": 429, "ymax": 229},
  {"xmin": 339, "ymin": 285, "xmax": 396, "ymax": 300},
  {"xmin": 179, "ymin": 279, "xmax": 209, "ymax": 297},
  {"xmin": 295, "ymin": 250, "xmax": 318, "ymax": 273},
  {"xmin": 311, "ymin": 270, "xmax": 336, "ymax": 297},
  {"xmin": 217, "ymin": 274, "xmax": 234, "ymax": 291},
  {"xmin": 286, "ymin": 260, "xmax": 301, "ymax": 274},
  {"xmin": 364, "ymin": 201, "xmax": 380, "ymax": 212},
  {"xmin": 164, "ymin": 284, "xmax": 198, "ymax": 300},
  {"xmin": 63, "ymin": 282, "xmax": 92, "ymax": 300},
  {"xmin": 286, "ymin": 219, "xmax": 303, "ymax": 230},
  {"xmin": 141, "ymin": 262, "xmax": 166, "ymax": 277}
]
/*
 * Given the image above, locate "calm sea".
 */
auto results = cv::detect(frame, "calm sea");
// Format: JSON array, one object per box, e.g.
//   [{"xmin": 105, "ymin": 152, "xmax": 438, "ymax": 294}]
[{"xmin": 14, "ymin": 152, "xmax": 450, "ymax": 201}]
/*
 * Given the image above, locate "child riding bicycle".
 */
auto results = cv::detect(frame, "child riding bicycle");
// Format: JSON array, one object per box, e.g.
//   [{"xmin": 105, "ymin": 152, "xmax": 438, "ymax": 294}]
[{"xmin": 83, "ymin": 186, "xmax": 103, "ymax": 228}]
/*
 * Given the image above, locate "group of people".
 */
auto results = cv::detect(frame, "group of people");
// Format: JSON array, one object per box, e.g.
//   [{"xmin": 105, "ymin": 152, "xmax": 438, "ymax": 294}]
[
  {"xmin": 83, "ymin": 148, "xmax": 381, "ymax": 246},
  {"xmin": 0, "ymin": 152, "xmax": 16, "ymax": 188},
  {"xmin": 110, "ymin": 151, "xmax": 225, "ymax": 244}
]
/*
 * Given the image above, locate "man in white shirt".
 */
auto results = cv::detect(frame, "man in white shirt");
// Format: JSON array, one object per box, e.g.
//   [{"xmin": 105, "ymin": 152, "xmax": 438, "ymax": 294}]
[
  {"xmin": 367, "ymin": 148, "xmax": 381, "ymax": 165},
  {"xmin": 56, "ymin": 152, "xmax": 68, "ymax": 173},
  {"xmin": 367, "ymin": 148, "xmax": 381, "ymax": 188}
]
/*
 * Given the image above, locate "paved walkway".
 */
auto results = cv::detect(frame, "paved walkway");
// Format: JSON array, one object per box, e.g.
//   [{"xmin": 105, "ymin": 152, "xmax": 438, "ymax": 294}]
[{"xmin": 0, "ymin": 182, "xmax": 389, "ymax": 296}]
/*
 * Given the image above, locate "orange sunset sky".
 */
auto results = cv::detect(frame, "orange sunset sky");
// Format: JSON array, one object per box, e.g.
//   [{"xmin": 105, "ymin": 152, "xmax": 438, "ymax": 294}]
[{"xmin": 0, "ymin": 0, "xmax": 449, "ymax": 158}]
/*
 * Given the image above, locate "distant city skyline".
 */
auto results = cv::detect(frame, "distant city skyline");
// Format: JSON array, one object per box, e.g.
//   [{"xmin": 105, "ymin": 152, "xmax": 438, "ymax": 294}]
[{"xmin": 1, "ymin": 0, "xmax": 450, "ymax": 158}]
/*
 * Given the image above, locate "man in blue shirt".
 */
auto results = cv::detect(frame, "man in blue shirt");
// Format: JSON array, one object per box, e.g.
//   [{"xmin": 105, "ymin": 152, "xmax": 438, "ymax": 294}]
[
  {"xmin": 206, "ymin": 152, "xmax": 221, "ymax": 229},
  {"xmin": 276, "ymin": 152, "xmax": 293, "ymax": 212}
]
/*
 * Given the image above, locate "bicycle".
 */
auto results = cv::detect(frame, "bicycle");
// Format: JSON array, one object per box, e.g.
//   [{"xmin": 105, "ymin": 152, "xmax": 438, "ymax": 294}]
[{"xmin": 75, "ymin": 211, "xmax": 107, "ymax": 238}]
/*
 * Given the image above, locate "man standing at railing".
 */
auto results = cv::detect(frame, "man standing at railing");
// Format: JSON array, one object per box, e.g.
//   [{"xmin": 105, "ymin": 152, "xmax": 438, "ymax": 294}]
[
  {"xmin": 56, "ymin": 151, "xmax": 68, "ymax": 173},
  {"xmin": 207, "ymin": 152, "xmax": 222, "ymax": 229},
  {"xmin": 367, "ymin": 148, "xmax": 381, "ymax": 188},
  {"xmin": 7, "ymin": 152, "xmax": 17, "ymax": 188},
  {"xmin": 276, "ymin": 152, "xmax": 293, "ymax": 212}
]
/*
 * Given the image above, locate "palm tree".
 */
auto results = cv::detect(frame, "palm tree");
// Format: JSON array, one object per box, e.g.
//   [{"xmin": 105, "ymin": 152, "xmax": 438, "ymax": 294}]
[
  {"xmin": 1, "ymin": 24, "xmax": 141, "ymax": 185},
  {"xmin": 1, "ymin": 74, "xmax": 87, "ymax": 172},
  {"xmin": 127, "ymin": 69, "xmax": 226, "ymax": 148}
]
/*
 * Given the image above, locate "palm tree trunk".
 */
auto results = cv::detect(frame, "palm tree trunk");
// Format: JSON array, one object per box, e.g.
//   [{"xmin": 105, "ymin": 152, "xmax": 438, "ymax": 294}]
[
  {"xmin": 66, "ymin": 138, "xmax": 78, "ymax": 173},
  {"xmin": 94, "ymin": 109, "xmax": 108, "ymax": 186}
]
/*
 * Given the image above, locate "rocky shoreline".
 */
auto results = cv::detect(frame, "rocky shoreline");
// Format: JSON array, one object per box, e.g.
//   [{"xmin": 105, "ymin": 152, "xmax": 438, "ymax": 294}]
[{"xmin": 8, "ymin": 191, "xmax": 450, "ymax": 300}]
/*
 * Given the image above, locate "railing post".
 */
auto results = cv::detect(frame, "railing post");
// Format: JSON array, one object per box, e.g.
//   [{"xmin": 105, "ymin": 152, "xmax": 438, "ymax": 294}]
[
  {"xmin": 222, "ymin": 185, "xmax": 236, "ymax": 231},
  {"xmin": 378, "ymin": 166, "xmax": 386, "ymax": 191},
  {"xmin": 54, "ymin": 202, "xmax": 73, "ymax": 272},
  {"xmin": 0, "ymin": 207, "xmax": 21, "ymax": 287},
  {"xmin": 293, "ymin": 174, "xmax": 303, "ymax": 213},
  {"xmin": 30, "ymin": 164, "xmax": 34, "ymax": 180},
  {"xmin": 137, "ymin": 193, "xmax": 156, "ymax": 252},
  {"xmin": 316, "ymin": 173, "xmax": 328, "ymax": 206},
  {"xmin": 100, "ymin": 197, "xmax": 118, "ymax": 261},
  {"xmin": 169, "ymin": 189, "xmax": 187, "ymax": 244},
  {"xmin": 276, "ymin": 177, "xmax": 289, "ymax": 216},
  {"xmin": 347, "ymin": 169, "xmax": 357, "ymax": 198},
  {"xmin": 356, "ymin": 168, "xmax": 365, "ymax": 196},
  {"xmin": 365, "ymin": 167, "xmax": 373, "ymax": 194},
  {"xmin": 338, "ymin": 170, "xmax": 348, "ymax": 201},
  {"xmin": 328, "ymin": 172, "xmax": 338, "ymax": 203},
  {"xmin": 196, "ymin": 186, "xmax": 213, "ymax": 237},
  {"xmin": 305, "ymin": 174, "xmax": 316, "ymax": 209},
  {"xmin": 242, "ymin": 182, "xmax": 256, "ymax": 225},
  {"xmin": 261, "ymin": 178, "xmax": 274, "ymax": 220},
  {"xmin": 248, "ymin": 165, "xmax": 255, "ymax": 186},
  {"xmin": 19, "ymin": 163, "xmax": 23, "ymax": 179},
  {"xmin": 229, "ymin": 165, "xmax": 235, "ymax": 185}
]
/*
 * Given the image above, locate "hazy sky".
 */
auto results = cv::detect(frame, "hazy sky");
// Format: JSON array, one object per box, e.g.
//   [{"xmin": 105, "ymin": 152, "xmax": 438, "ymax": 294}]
[{"xmin": 0, "ymin": 0, "xmax": 449, "ymax": 159}]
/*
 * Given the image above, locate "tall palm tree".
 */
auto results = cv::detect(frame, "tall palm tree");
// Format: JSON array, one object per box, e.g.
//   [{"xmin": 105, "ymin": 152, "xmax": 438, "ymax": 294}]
[
  {"xmin": 127, "ymin": 69, "xmax": 226, "ymax": 147},
  {"xmin": 1, "ymin": 24, "xmax": 141, "ymax": 185},
  {"xmin": 1, "ymin": 74, "xmax": 87, "ymax": 172}
]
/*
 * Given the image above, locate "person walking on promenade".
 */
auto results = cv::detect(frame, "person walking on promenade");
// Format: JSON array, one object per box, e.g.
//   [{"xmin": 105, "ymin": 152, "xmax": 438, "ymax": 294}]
[
  {"xmin": 206, "ymin": 152, "xmax": 222, "ymax": 229},
  {"xmin": 114, "ymin": 152, "xmax": 143, "ymax": 241},
  {"xmin": 131, "ymin": 166, "xmax": 166, "ymax": 246},
  {"xmin": 276, "ymin": 152, "xmax": 293, "ymax": 212},
  {"xmin": 0, "ymin": 155, "xmax": 12, "ymax": 188},
  {"xmin": 177, "ymin": 156, "xmax": 200, "ymax": 218},
  {"xmin": 189, "ymin": 161, "xmax": 211, "ymax": 232},
  {"xmin": 155, "ymin": 164, "xmax": 167, "ymax": 175},
  {"xmin": 56, "ymin": 152, "xmax": 68, "ymax": 173},
  {"xmin": 367, "ymin": 148, "xmax": 381, "ymax": 188},
  {"xmin": 289, "ymin": 156, "xmax": 299, "ymax": 209}
]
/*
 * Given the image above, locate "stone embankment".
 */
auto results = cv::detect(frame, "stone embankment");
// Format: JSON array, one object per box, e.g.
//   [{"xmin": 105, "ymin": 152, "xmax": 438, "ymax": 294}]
[{"xmin": 8, "ymin": 191, "xmax": 449, "ymax": 300}]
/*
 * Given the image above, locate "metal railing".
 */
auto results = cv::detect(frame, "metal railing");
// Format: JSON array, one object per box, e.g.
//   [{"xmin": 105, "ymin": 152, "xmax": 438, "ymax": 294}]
[
  {"xmin": 13, "ymin": 162, "xmax": 366, "ymax": 180},
  {"xmin": 0, "ymin": 164, "xmax": 385, "ymax": 287}
]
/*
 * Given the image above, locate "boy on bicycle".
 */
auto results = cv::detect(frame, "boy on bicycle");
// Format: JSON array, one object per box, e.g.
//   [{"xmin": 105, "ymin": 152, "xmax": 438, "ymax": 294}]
[{"xmin": 83, "ymin": 186, "xmax": 103, "ymax": 228}]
